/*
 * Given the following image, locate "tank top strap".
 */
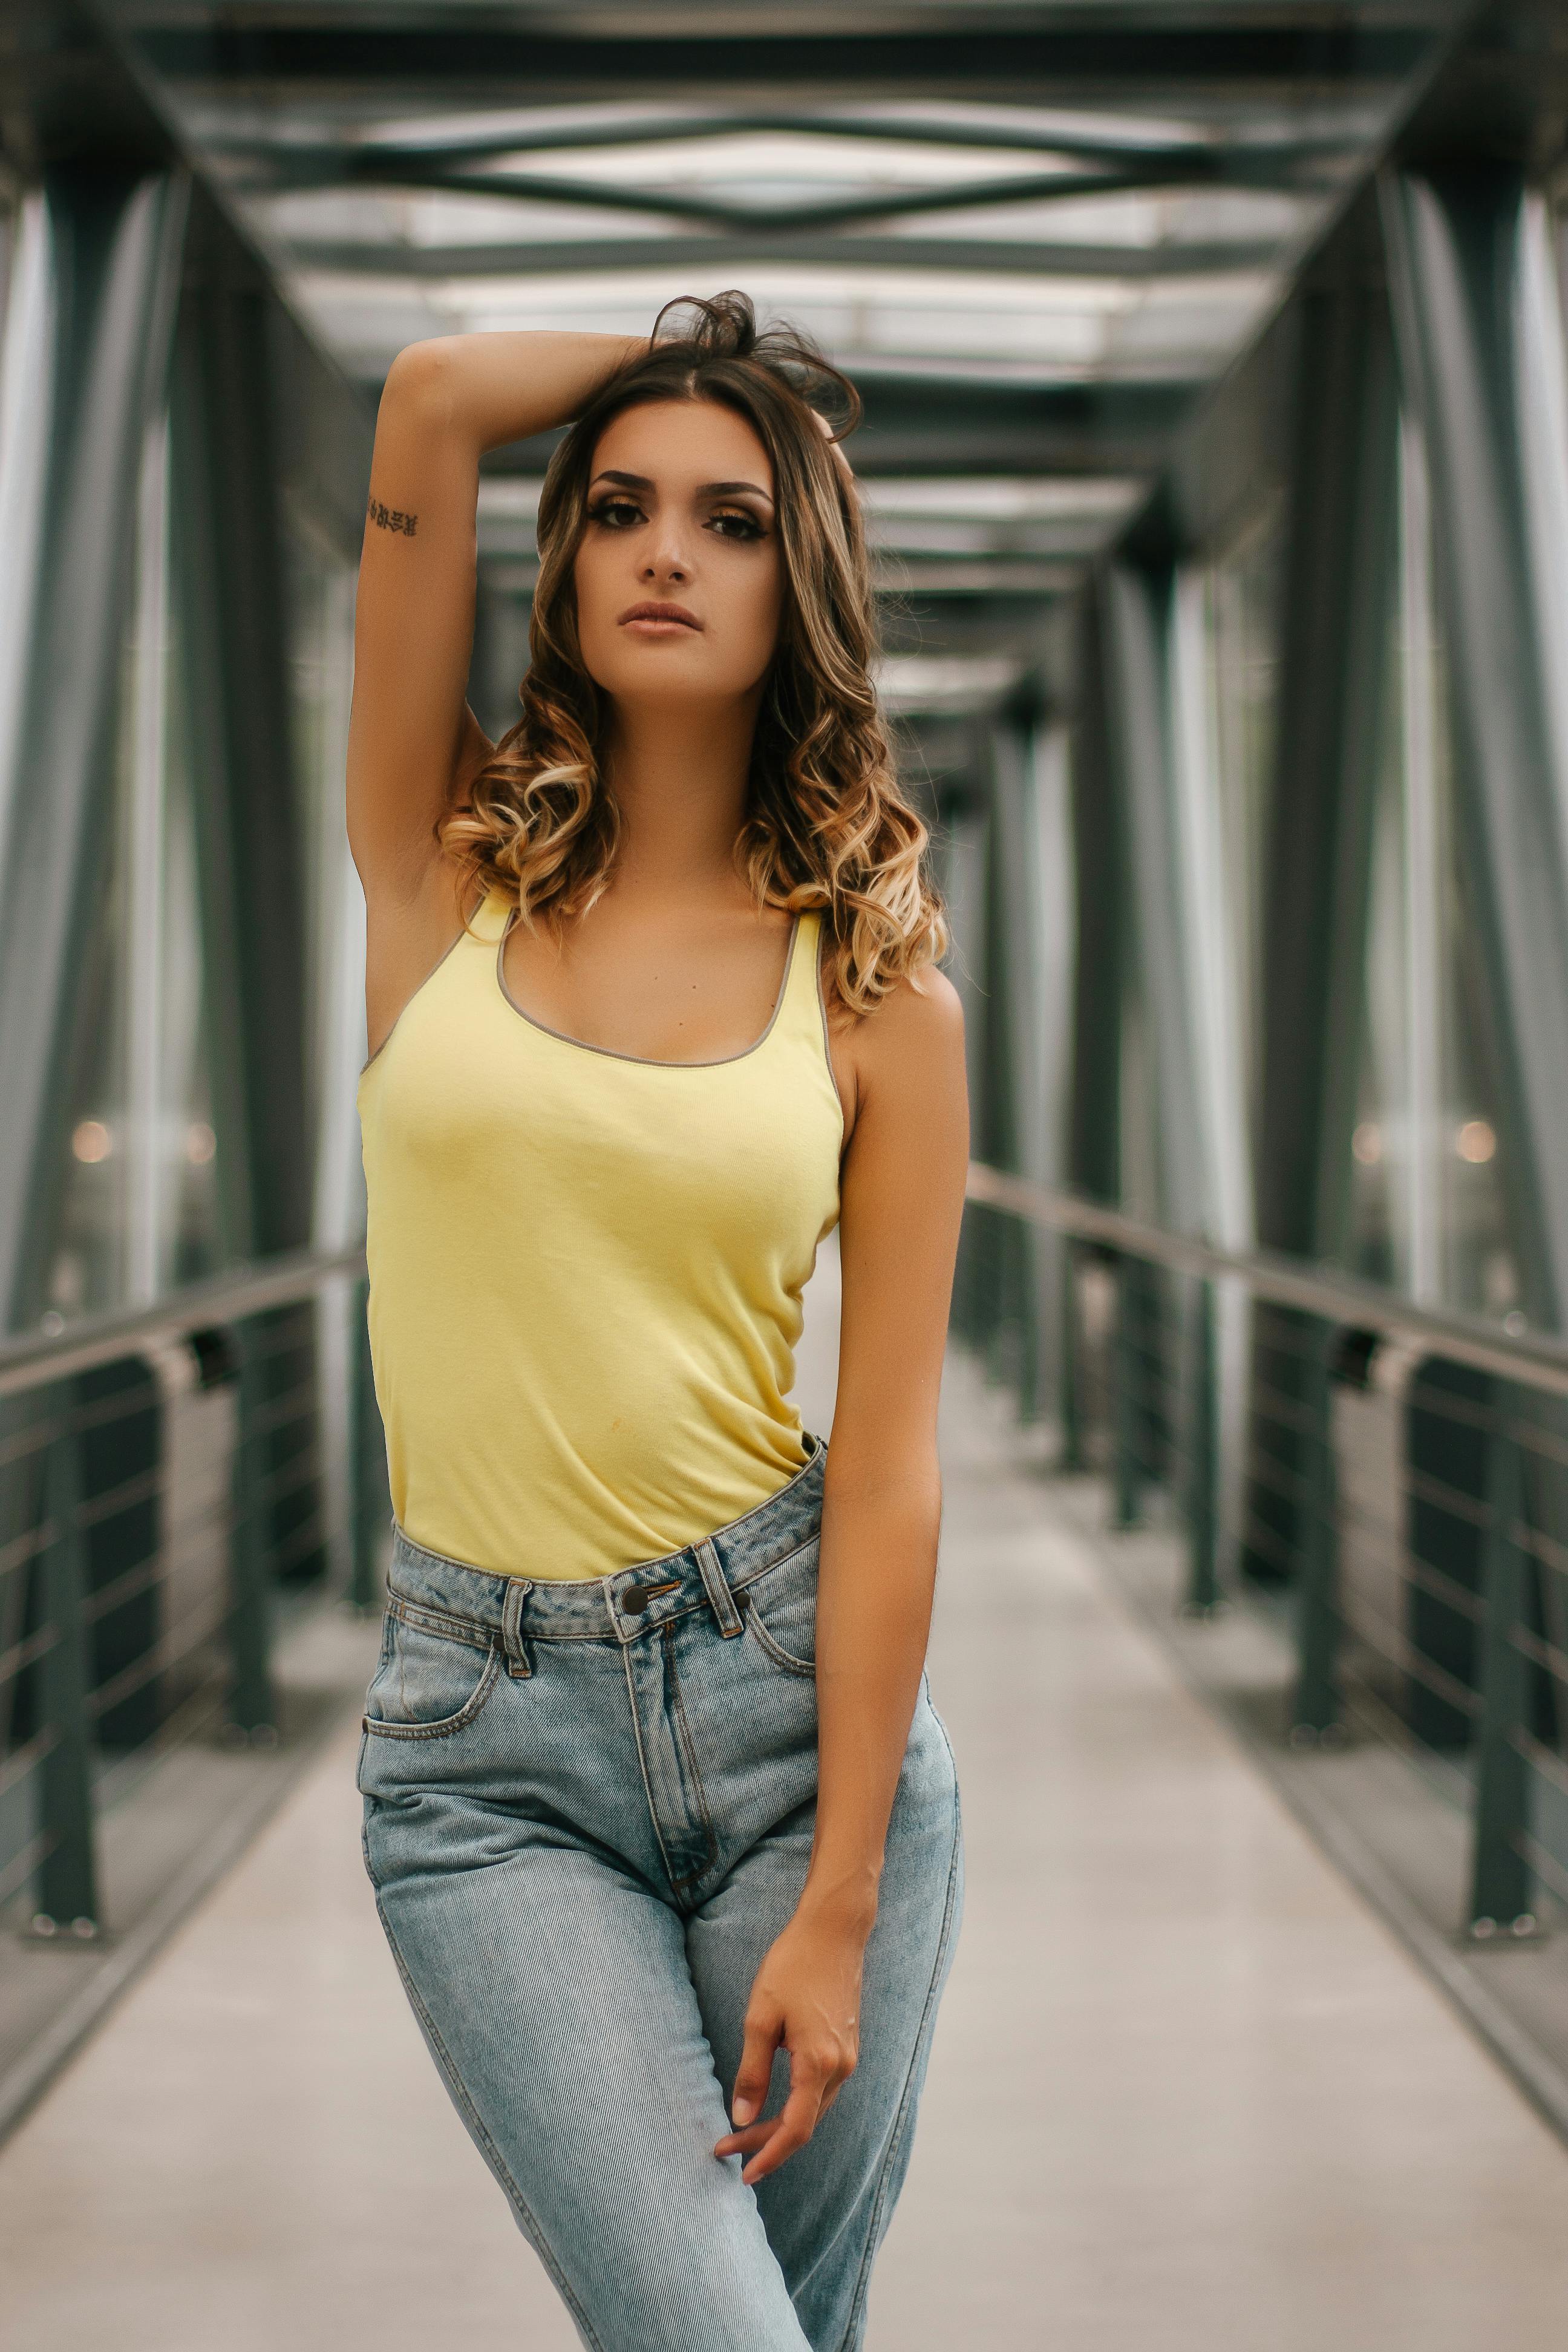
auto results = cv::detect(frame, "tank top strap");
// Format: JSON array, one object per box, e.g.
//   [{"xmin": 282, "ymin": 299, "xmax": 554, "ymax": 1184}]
[
  {"xmin": 468, "ymin": 884, "xmax": 514, "ymax": 947},
  {"xmin": 776, "ymin": 907, "xmax": 829, "ymax": 1053}
]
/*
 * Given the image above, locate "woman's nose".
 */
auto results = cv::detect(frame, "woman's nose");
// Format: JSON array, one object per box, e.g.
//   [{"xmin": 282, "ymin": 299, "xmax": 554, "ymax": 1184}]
[{"xmin": 641, "ymin": 538, "xmax": 690, "ymax": 584}]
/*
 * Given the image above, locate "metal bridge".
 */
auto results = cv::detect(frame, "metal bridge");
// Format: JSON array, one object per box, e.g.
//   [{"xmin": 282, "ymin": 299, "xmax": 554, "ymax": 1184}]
[{"xmin": 2, "ymin": 4, "xmax": 1568, "ymax": 2343}]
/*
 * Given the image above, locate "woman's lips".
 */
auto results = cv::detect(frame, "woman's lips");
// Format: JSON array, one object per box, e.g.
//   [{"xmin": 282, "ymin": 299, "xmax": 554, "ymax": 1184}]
[{"xmin": 618, "ymin": 602, "xmax": 703, "ymax": 632}]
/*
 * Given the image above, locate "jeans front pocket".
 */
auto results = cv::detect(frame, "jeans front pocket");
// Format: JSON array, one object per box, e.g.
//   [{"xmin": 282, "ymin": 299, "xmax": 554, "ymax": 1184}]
[
  {"xmin": 739, "ymin": 1537, "xmax": 818, "ymax": 1677},
  {"xmin": 362, "ymin": 1607, "xmax": 500, "ymax": 1740}
]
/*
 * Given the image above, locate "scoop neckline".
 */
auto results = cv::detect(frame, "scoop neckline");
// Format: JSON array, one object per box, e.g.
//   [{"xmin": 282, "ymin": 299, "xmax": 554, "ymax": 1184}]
[{"xmin": 494, "ymin": 903, "xmax": 803, "ymax": 1071}]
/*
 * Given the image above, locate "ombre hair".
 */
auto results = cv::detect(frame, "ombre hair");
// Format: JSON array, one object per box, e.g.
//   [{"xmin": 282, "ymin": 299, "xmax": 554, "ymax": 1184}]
[{"xmin": 439, "ymin": 291, "xmax": 945, "ymax": 1014}]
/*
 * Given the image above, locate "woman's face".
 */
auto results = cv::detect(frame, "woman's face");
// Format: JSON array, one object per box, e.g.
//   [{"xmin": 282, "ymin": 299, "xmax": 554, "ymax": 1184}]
[{"xmin": 572, "ymin": 397, "xmax": 783, "ymax": 712}]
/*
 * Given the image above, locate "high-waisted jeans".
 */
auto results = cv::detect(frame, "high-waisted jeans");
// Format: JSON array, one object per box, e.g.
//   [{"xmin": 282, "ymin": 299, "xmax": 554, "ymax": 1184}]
[{"xmin": 357, "ymin": 1436, "xmax": 963, "ymax": 2352}]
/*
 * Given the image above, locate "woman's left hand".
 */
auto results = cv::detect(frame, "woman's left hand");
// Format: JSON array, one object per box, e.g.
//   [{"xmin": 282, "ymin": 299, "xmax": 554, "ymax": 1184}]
[{"xmin": 713, "ymin": 1903, "xmax": 869, "ymax": 2184}]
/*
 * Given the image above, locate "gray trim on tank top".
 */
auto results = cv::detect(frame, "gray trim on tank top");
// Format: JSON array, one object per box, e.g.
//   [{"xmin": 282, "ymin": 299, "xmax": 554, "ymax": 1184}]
[{"xmin": 495, "ymin": 906, "xmax": 803, "ymax": 1071}]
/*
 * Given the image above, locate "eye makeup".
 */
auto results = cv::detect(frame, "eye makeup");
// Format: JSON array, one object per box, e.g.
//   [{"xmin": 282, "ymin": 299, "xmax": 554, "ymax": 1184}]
[{"xmin": 585, "ymin": 469, "xmax": 774, "ymax": 544}]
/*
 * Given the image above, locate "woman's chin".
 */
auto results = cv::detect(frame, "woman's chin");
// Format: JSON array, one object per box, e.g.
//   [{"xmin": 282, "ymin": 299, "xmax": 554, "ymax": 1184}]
[{"xmin": 591, "ymin": 661, "xmax": 757, "ymax": 713}]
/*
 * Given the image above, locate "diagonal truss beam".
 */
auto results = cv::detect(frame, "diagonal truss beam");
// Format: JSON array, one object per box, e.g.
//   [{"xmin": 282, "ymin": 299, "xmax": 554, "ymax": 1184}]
[
  {"xmin": 311, "ymin": 159, "xmax": 1175, "ymax": 233},
  {"xmin": 284, "ymin": 231, "xmax": 1282, "ymax": 282},
  {"xmin": 203, "ymin": 106, "xmax": 1366, "ymax": 177},
  {"xmin": 0, "ymin": 166, "xmax": 189, "ymax": 1330},
  {"xmin": 226, "ymin": 140, "xmax": 1343, "ymax": 223}
]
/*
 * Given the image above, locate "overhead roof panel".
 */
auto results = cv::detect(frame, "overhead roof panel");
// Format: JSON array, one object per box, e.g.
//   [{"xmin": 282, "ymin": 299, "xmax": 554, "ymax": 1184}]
[{"xmin": 106, "ymin": 0, "xmax": 1466, "ymax": 659}]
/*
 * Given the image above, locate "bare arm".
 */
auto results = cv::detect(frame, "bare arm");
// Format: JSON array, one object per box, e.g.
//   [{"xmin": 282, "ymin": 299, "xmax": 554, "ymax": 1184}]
[
  {"xmin": 348, "ymin": 331, "xmax": 643, "ymax": 1051},
  {"xmin": 716, "ymin": 967, "xmax": 969, "ymax": 2184}
]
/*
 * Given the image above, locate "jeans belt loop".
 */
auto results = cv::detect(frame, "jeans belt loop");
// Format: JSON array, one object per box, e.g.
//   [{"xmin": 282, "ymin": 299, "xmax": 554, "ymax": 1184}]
[
  {"xmin": 694, "ymin": 1537, "xmax": 743, "ymax": 1639},
  {"xmin": 501, "ymin": 1577, "xmax": 534, "ymax": 1678}
]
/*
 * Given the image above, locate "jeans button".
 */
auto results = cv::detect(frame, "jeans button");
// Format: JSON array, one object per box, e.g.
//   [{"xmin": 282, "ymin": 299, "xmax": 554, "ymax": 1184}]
[{"xmin": 621, "ymin": 1584, "xmax": 648, "ymax": 1615}]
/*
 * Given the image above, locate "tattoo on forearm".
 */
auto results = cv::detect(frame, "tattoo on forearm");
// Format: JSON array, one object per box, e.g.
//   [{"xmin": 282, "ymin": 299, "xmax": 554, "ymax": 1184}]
[{"xmin": 367, "ymin": 496, "xmax": 418, "ymax": 538}]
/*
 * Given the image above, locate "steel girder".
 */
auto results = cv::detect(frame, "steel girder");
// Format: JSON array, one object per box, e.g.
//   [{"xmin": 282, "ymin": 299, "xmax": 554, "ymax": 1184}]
[
  {"xmin": 1382, "ymin": 166, "xmax": 1568, "ymax": 1333},
  {"xmin": 0, "ymin": 166, "xmax": 189, "ymax": 1332},
  {"xmin": 1240, "ymin": 249, "xmax": 1400, "ymax": 1587},
  {"xmin": 169, "ymin": 207, "xmax": 314, "ymax": 1265}
]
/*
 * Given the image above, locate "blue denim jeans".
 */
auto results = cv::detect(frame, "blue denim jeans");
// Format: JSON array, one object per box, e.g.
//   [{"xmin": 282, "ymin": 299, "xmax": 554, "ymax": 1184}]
[{"xmin": 358, "ymin": 1436, "xmax": 962, "ymax": 2351}]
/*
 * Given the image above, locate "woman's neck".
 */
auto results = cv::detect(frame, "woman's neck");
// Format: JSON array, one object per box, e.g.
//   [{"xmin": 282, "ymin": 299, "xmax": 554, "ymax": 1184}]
[{"xmin": 602, "ymin": 696, "xmax": 760, "ymax": 898}]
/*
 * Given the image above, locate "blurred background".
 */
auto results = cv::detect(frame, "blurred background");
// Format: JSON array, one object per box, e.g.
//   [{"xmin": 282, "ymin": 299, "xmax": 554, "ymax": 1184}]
[{"xmin": 3, "ymin": 3, "xmax": 1568, "ymax": 2346}]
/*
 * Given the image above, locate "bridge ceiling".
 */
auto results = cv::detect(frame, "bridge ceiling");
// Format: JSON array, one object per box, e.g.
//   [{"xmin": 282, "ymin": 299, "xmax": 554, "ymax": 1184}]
[{"xmin": 108, "ymin": 1, "xmax": 1464, "ymax": 702}]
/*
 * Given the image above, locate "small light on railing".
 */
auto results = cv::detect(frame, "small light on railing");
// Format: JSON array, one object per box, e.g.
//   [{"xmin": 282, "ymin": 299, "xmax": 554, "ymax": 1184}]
[
  {"xmin": 186, "ymin": 1121, "xmax": 216, "ymax": 1165},
  {"xmin": 1457, "ymin": 1119, "xmax": 1495, "ymax": 1164},
  {"xmin": 39, "ymin": 1310, "xmax": 65, "ymax": 1337},
  {"xmin": 1503, "ymin": 1310, "xmax": 1527, "ymax": 1336},
  {"xmin": 1351, "ymin": 1122, "xmax": 1382, "ymax": 1165},
  {"xmin": 71, "ymin": 1119, "xmax": 111, "ymax": 1163}
]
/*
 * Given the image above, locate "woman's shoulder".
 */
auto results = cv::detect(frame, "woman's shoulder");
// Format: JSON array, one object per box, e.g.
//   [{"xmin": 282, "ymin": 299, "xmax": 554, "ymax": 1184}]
[
  {"xmin": 828, "ymin": 958, "xmax": 964, "ymax": 1121},
  {"xmin": 830, "ymin": 958, "xmax": 962, "ymax": 1044}
]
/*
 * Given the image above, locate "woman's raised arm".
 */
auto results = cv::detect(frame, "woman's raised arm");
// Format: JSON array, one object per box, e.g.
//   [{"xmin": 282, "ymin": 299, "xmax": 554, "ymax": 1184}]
[{"xmin": 346, "ymin": 330, "xmax": 644, "ymax": 898}]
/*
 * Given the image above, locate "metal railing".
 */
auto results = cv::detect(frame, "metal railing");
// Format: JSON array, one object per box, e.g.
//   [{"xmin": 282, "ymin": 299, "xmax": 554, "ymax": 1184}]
[
  {"xmin": 961, "ymin": 1164, "xmax": 1568, "ymax": 1948},
  {"xmin": 0, "ymin": 1249, "xmax": 387, "ymax": 1942}
]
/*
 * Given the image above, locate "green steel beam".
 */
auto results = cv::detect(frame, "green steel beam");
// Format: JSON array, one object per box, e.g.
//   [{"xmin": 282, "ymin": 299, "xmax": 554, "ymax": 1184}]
[
  {"xmin": 169, "ymin": 194, "xmax": 328, "ymax": 1593},
  {"xmin": 290, "ymin": 161, "xmax": 1177, "ymax": 237},
  {"xmin": 0, "ymin": 166, "xmax": 188, "ymax": 1331},
  {"xmin": 131, "ymin": 15, "xmax": 1441, "ymax": 102},
  {"xmin": 1182, "ymin": 1279, "xmax": 1221, "ymax": 1613},
  {"xmin": 1100, "ymin": 558, "xmax": 1210, "ymax": 1237},
  {"xmin": 33, "ymin": 1394, "xmax": 99, "ymax": 1936},
  {"xmin": 1066, "ymin": 596, "xmax": 1123, "ymax": 1210},
  {"xmin": 1468, "ymin": 1410, "xmax": 1537, "ymax": 1936},
  {"xmin": 1382, "ymin": 166, "xmax": 1568, "ymax": 1332},
  {"xmin": 283, "ymin": 232, "xmax": 1283, "ymax": 284},
  {"xmin": 209, "ymin": 104, "xmax": 1364, "ymax": 177},
  {"xmin": 1241, "ymin": 222, "xmax": 1398, "ymax": 1591},
  {"xmin": 170, "ymin": 203, "xmax": 314, "ymax": 1263}
]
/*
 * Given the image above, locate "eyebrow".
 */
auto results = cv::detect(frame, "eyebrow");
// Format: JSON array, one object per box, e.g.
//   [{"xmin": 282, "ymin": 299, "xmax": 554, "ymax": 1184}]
[{"xmin": 590, "ymin": 469, "xmax": 774, "ymax": 504}]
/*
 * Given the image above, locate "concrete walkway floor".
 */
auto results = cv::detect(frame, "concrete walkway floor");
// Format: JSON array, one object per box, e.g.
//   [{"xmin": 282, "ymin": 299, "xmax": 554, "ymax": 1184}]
[{"xmin": 2, "ymin": 1354, "xmax": 1567, "ymax": 2350}]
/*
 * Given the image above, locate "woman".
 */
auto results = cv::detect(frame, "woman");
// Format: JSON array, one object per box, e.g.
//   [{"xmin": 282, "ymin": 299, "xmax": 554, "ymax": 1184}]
[{"xmin": 348, "ymin": 293, "xmax": 969, "ymax": 2352}]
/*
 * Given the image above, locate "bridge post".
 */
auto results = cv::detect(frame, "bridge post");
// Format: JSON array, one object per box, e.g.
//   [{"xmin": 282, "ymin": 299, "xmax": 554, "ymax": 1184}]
[{"xmin": 1467, "ymin": 1410, "xmax": 1537, "ymax": 1938}]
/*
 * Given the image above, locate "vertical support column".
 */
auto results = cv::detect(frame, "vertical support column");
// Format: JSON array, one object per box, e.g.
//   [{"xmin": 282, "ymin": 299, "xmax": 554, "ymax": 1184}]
[
  {"xmin": 0, "ymin": 191, "xmax": 55, "ymax": 908},
  {"xmin": 974, "ymin": 733, "xmax": 1029, "ymax": 1390},
  {"xmin": 1102, "ymin": 560, "xmax": 1208, "ymax": 1236},
  {"xmin": 1057, "ymin": 1240, "xmax": 1085, "ymax": 1474},
  {"xmin": 34, "ymin": 1387, "xmax": 99, "ymax": 1938},
  {"xmin": 1183, "ymin": 1278, "xmax": 1221, "ymax": 1614},
  {"xmin": 227, "ymin": 1318, "xmax": 276, "ymax": 1740},
  {"xmin": 1029, "ymin": 722, "xmax": 1079, "ymax": 1445},
  {"xmin": 1382, "ymin": 168, "xmax": 1568, "ymax": 1330},
  {"xmin": 172, "ymin": 204, "xmax": 325, "ymax": 1589},
  {"xmin": 1468, "ymin": 1404, "xmax": 1537, "ymax": 1939},
  {"xmin": 1169, "ymin": 568, "xmax": 1258, "ymax": 1594},
  {"xmin": 1396, "ymin": 415, "xmax": 1443, "ymax": 1307},
  {"xmin": 1243, "ymin": 214, "xmax": 1398, "ymax": 1589},
  {"xmin": 1067, "ymin": 597, "xmax": 1122, "ymax": 1217},
  {"xmin": 1292, "ymin": 1322, "xmax": 1343, "ymax": 1740},
  {"xmin": 0, "ymin": 168, "xmax": 188, "ymax": 1330},
  {"xmin": 125, "ymin": 412, "xmax": 172, "ymax": 1307},
  {"xmin": 1383, "ymin": 166, "xmax": 1568, "ymax": 1648},
  {"xmin": 310, "ymin": 567, "xmax": 365, "ymax": 1598},
  {"xmin": 1111, "ymin": 1254, "xmax": 1143, "ymax": 1531},
  {"xmin": 943, "ymin": 783, "xmax": 999, "ymax": 1357},
  {"xmin": 171, "ymin": 237, "xmax": 313, "ymax": 1264}
]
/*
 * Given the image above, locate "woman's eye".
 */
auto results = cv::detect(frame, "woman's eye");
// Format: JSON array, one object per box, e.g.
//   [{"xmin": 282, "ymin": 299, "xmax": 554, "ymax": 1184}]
[
  {"xmin": 590, "ymin": 498, "xmax": 644, "ymax": 529},
  {"xmin": 709, "ymin": 509, "xmax": 766, "ymax": 542}
]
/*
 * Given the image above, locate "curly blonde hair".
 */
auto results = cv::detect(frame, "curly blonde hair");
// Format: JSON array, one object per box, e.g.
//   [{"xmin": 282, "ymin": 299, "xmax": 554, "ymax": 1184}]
[{"xmin": 439, "ymin": 291, "xmax": 945, "ymax": 1014}]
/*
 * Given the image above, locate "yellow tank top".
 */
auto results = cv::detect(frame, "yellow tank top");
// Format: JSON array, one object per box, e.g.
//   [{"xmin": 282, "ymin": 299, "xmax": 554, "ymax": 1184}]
[{"xmin": 356, "ymin": 887, "xmax": 842, "ymax": 1580}]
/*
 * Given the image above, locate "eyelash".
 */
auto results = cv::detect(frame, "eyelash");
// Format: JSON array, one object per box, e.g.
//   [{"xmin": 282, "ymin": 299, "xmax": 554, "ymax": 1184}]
[{"xmin": 586, "ymin": 497, "xmax": 766, "ymax": 543}]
